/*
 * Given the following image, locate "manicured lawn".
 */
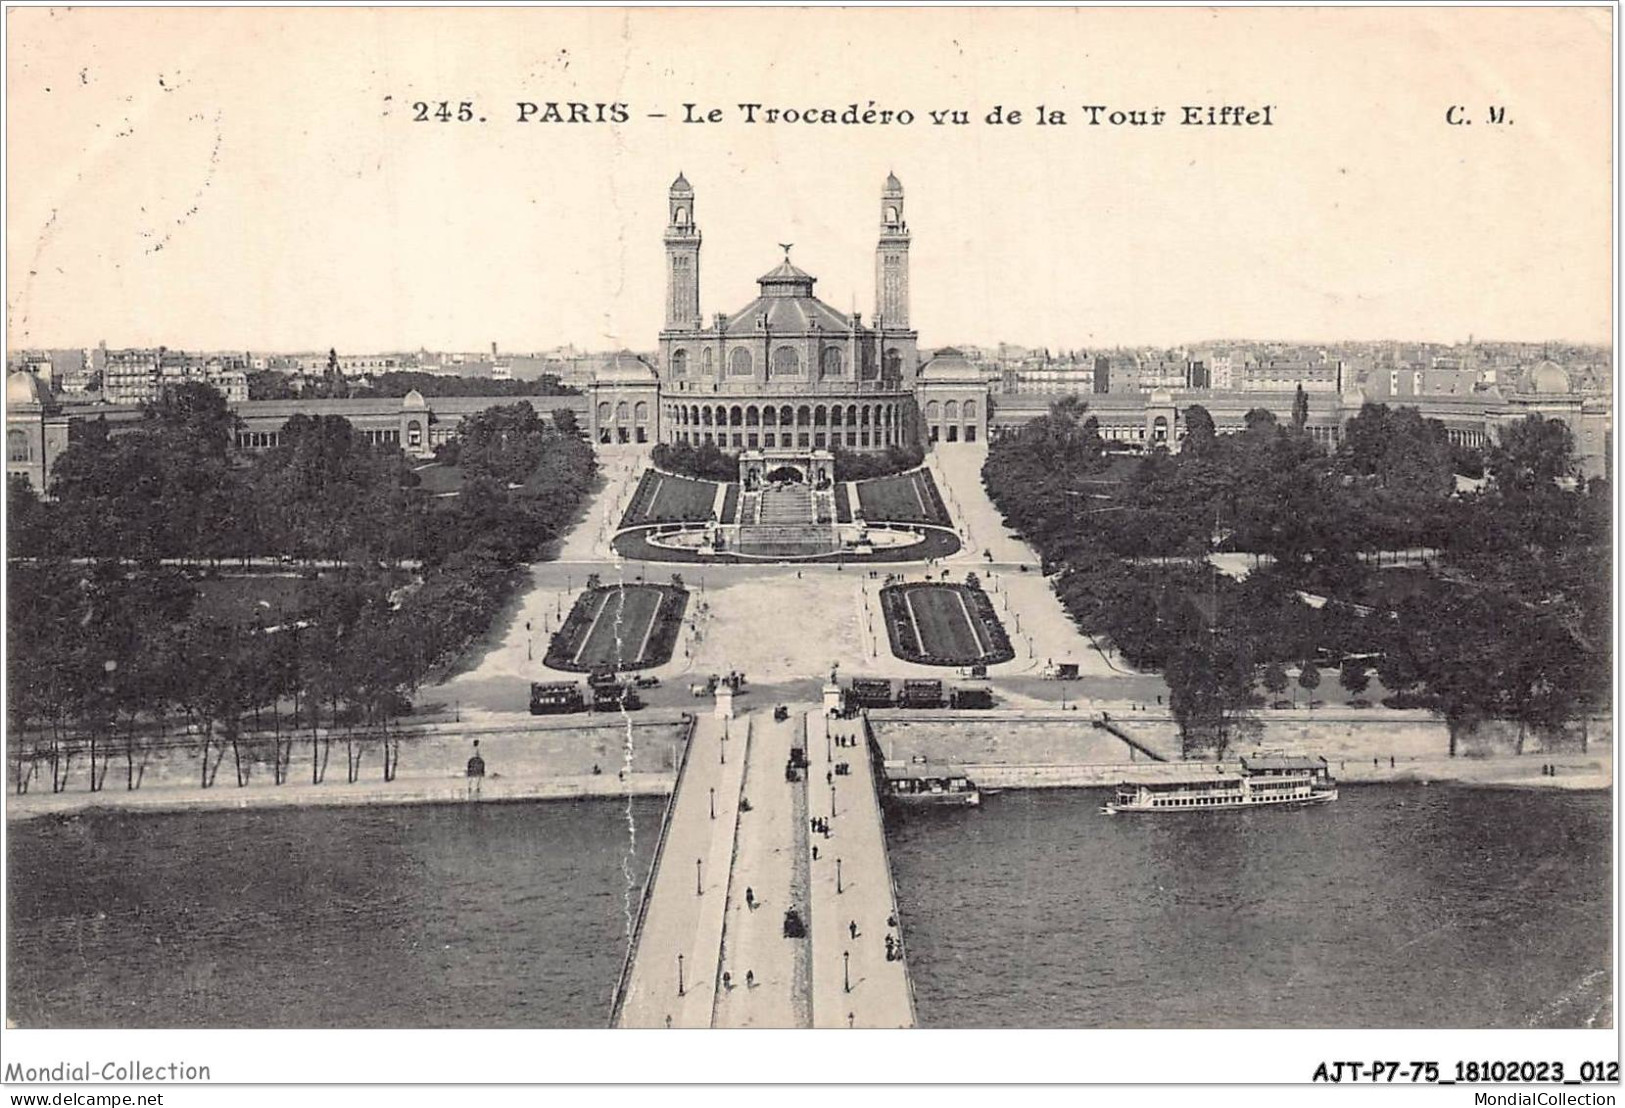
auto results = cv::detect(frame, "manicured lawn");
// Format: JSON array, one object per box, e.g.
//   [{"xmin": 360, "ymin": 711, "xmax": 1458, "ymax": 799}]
[
  {"xmin": 545, "ymin": 584, "xmax": 688, "ymax": 672},
  {"xmin": 412, "ymin": 463, "xmax": 465, "ymax": 496},
  {"xmin": 907, "ymin": 585, "xmax": 987, "ymax": 660},
  {"xmin": 620, "ymin": 470, "xmax": 720, "ymax": 526},
  {"xmin": 855, "ymin": 470, "xmax": 951, "ymax": 526},
  {"xmin": 881, "ymin": 582, "xmax": 1014, "ymax": 666}
]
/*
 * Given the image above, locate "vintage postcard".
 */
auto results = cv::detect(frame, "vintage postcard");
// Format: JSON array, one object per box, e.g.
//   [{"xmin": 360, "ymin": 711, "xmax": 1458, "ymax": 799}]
[{"xmin": 2, "ymin": 4, "xmax": 1615, "ymax": 1098}]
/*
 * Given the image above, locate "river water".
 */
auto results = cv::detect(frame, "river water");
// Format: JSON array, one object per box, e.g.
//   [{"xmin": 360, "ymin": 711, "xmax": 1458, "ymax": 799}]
[
  {"xmin": 7, "ymin": 798, "xmax": 663, "ymax": 1028},
  {"xmin": 6, "ymin": 785, "xmax": 1612, "ymax": 1028},
  {"xmin": 885, "ymin": 784, "xmax": 1613, "ymax": 1028}
]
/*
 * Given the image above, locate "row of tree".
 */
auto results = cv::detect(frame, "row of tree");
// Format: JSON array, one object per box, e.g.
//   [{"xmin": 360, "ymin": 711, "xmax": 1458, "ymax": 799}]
[
  {"xmin": 8, "ymin": 389, "xmax": 598, "ymax": 793},
  {"xmin": 986, "ymin": 397, "xmax": 1609, "ymax": 755}
]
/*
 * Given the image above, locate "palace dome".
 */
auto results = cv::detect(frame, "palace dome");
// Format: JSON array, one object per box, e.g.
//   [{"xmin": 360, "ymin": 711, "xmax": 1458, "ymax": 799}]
[
  {"xmin": 6, "ymin": 370, "xmax": 45, "ymax": 408},
  {"xmin": 401, "ymin": 388, "xmax": 428, "ymax": 410},
  {"xmin": 1529, "ymin": 360, "xmax": 1572, "ymax": 394},
  {"xmin": 721, "ymin": 257, "xmax": 854, "ymax": 335}
]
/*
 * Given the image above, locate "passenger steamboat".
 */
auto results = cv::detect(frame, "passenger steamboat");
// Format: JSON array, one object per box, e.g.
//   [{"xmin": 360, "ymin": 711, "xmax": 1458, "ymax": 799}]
[
  {"xmin": 1102, "ymin": 755, "xmax": 1337, "ymax": 814},
  {"xmin": 882, "ymin": 763, "xmax": 981, "ymax": 808}
]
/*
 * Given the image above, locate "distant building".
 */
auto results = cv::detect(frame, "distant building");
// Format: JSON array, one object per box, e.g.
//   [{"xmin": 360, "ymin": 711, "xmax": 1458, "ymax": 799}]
[{"xmin": 1241, "ymin": 358, "xmax": 1342, "ymax": 393}]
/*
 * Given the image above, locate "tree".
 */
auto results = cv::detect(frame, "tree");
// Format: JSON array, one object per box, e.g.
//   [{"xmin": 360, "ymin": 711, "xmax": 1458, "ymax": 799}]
[
  {"xmin": 1243, "ymin": 408, "xmax": 1278, "ymax": 436},
  {"xmin": 247, "ymin": 369, "xmax": 296, "ymax": 401},
  {"xmin": 1292, "ymin": 384, "xmax": 1309, "ymax": 431},
  {"xmin": 1338, "ymin": 657, "xmax": 1371, "ymax": 702},
  {"xmin": 1262, "ymin": 662, "xmax": 1289, "ymax": 704},
  {"xmin": 1490, "ymin": 415, "xmax": 1573, "ymax": 493},
  {"xmin": 1182, "ymin": 404, "xmax": 1216, "ymax": 457},
  {"xmin": 1296, "ymin": 660, "xmax": 1321, "ymax": 708}
]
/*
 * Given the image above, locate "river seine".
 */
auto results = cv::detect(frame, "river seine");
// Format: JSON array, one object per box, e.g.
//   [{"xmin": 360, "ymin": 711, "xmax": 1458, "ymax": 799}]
[
  {"xmin": 886, "ymin": 784, "xmax": 1612, "ymax": 1027},
  {"xmin": 6, "ymin": 785, "xmax": 1611, "ymax": 1028},
  {"xmin": 7, "ymin": 797, "xmax": 663, "ymax": 1027}
]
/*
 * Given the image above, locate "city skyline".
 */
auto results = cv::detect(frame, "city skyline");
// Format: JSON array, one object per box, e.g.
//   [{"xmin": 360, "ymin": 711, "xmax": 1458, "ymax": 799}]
[{"xmin": 6, "ymin": 8, "xmax": 1612, "ymax": 355}]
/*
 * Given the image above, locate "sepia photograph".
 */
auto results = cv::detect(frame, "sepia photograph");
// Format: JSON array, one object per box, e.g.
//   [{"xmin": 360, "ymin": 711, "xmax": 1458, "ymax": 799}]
[{"xmin": 1, "ymin": 2, "xmax": 1616, "ymax": 1097}]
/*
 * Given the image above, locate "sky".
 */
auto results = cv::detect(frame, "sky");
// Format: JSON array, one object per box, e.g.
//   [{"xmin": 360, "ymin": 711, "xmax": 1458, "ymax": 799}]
[{"xmin": 5, "ymin": 7, "xmax": 1613, "ymax": 355}]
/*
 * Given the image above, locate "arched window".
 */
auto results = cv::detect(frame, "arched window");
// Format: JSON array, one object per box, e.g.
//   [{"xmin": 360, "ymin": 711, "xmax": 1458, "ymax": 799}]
[
  {"xmin": 407, "ymin": 420, "xmax": 423, "ymax": 448},
  {"xmin": 674, "ymin": 205, "xmax": 689, "ymax": 225},
  {"xmin": 763, "ymin": 406, "xmax": 777, "ymax": 426},
  {"xmin": 772, "ymin": 346, "xmax": 801, "ymax": 378},
  {"xmin": 814, "ymin": 405, "xmax": 827, "ymax": 426},
  {"xmin": 597, "ymin": 402, "xmax": 612, "ymax": 423},
  {"xmin": 634, "ymin": 401, "xmax": 649, "ymax": 422},
  {"xmin": 945, "ymin": 400, "xmax": 959, "ymax": 421},
  {"xmin": 925, "ymin": 401, "xmax": 941, "ymax": 420},
  {"xmin": 7, "ymin": 429, "xmax": 31, "ymax": 463},
  {"xmin": 730, "ymin": 348, "xmax": 753, "ymax": 376},
  {"xmin": 963, "ymin": 400, "xmax": 978, "ymax": 420},
  {"xmin": 615, "ymin": 401, "xmax": 630, "ymax": 421},
  {"xmin": 670, "ymin": 349, "xmax": 687, "ymax": 376},
  {"xmin": 884, "ymin": 348, "xmax": 903, "ymax": 380},
  {"xmin": 886, "ymin": 205, "xmax": 899, "ymax": 223},
  {"xmin": 821, "ymin": 348, "xmax": 844, "ymax": 377},
  {"xmin": 797, "ymin": 406, "xmax": 812, "ymax": 426},
  {"xmin": 701, "ymin": 348, "xmax": 714, "ymax": 374},
  {"xmin": 746, "ymin": 407, "xmax": 760, "ymax": 427},
  {"xmin": 730, "ymin": 406, "xmax": 743, "ymax": 427}
]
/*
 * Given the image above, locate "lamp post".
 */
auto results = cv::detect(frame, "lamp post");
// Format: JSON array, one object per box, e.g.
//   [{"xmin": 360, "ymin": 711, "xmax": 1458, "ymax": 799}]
[
  {"xmin": 843, "ymin": 950, "xmax": 851, "ymax": 993},
  {"xmin": 695, "ymin": 857, "xmax": 703, "ymax": 896},
  {"xmin": 678, "ymin": 953, "xmax": 685, "ymax": 996},
  {"xmin": 830, "ymin": 783, "xmax": 836, "ymax": 819},
  {"xmin": 709, "ymin": 787, "xmax": 715, "ymax": 820},
  {"xmin": 836, "ymin": 857, "xmax": 843, "ymax": 894}
]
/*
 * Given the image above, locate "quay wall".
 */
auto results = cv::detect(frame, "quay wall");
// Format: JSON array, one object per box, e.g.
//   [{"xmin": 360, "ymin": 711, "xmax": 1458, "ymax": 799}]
[
  {"xmin": 7, "ymin": 714, "xmax": 691, "ymax": 819},
  {"xmin": 867, "ymin": 709, "xmax": 1613, "ymax": 789}
]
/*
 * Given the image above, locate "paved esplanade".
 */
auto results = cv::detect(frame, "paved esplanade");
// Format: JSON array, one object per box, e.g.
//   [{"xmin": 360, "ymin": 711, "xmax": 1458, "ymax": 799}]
[{"xmin": 617, "ymin": 706, "xmax": 914, "ymax": 1028}]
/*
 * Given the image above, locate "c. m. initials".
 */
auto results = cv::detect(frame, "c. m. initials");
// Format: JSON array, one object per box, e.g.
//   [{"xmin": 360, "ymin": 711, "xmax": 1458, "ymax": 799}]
[{"xmin": 1446, "ymin": 104, "xmax": 1512, "ymax": 125}]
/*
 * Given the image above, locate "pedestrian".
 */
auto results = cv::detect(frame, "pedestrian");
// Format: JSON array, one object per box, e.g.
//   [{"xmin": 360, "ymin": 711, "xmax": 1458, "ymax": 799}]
[
  {"xmin": 722, "ymin": 971, "xmax": 732, "ymax": 990},
  {"xmin": 1389, "ymin": 755, "xmax": 1395, "ymax": 769},
  {"xmin": 465, "ymin": 740, "xmax": 486, "ymax": 799},
  {"xmin": 1373, "ymin": 757, "xmax": 1379, "ymax": 768},
  {"xmin": 849, "ymin": 920, "xmax": 859, "ymax": 940},
  {"xmin": 887, "ymin": 913, "xmax": 898, "ymax": 929},
  {"xmin": 746, "ymin": 970, "xmax": 755, "ymax": 988},
  {"xmin": 746, "ymin": 887, "xmax": 756, "ymax": 910},
  {"xmin": 812, "ymin": 845, "xmax": 820, "ymax": 860}
]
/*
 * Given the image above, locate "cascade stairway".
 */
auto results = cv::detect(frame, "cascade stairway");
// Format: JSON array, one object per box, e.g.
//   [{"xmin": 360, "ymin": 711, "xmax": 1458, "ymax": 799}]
[{"xmin": 739, "ymin": 482, "xmax": 836, "ymax": 555}]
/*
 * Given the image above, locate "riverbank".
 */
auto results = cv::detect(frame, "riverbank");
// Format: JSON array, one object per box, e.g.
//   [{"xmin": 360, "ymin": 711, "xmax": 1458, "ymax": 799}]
[
  {"xmin": 6, "ymin": 714, "xmax": 690, "ymax": 822},
  {"xmin": 9, "ymin": 705, "xmax": 1608, "ymax": 821},
  {"xmin": 869, "ymin": 708, "xmax": 1613, "ymax": 792},
  {"xmin": 5, "ymin": 770, "xmax": 676, "ymax": 820}
]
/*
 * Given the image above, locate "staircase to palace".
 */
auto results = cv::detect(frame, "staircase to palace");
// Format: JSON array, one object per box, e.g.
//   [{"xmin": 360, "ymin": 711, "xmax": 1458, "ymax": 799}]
[
  {"xmin": 739, "ymin": 483, "xmax": 836, "ymax": 556},
  {"xmin": 758, "ymin": 484, "xmax": 814, "ymax": 524}
]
